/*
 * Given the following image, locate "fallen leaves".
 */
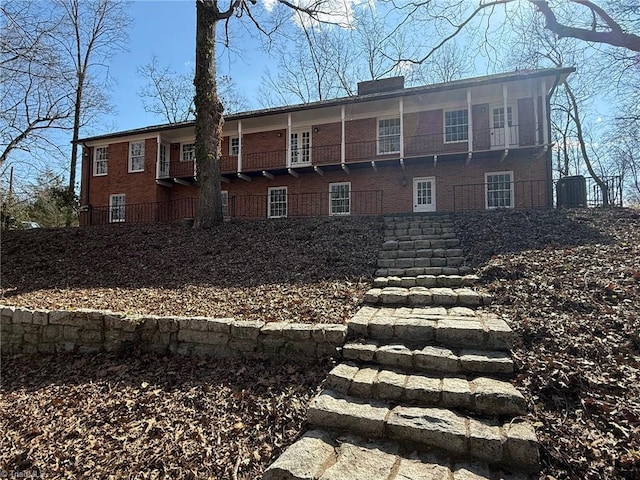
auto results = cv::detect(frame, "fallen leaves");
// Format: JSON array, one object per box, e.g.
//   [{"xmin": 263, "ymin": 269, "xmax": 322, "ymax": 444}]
[
  {"xmin": 0, "ymin": 353, "xmax": 331, "ymax": 479},
  {"xmin": 455, "ymin": 208, "xmax": 640, "ymax": 480},
  {"xmin": 0, "ymin": 216, "xmax": 384, "ymax": 323}
]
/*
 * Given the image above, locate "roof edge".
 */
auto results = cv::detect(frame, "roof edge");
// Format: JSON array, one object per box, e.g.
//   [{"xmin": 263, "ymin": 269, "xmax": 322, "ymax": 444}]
[{"xmin": 76, "ymin": 66, "xmax": 575, "ymax": 144}]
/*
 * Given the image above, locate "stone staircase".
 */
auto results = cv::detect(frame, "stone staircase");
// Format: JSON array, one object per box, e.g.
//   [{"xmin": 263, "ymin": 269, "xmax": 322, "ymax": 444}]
[{"xmin": 264, "ymin": 215, "xmax": 538, "ymax": 480}]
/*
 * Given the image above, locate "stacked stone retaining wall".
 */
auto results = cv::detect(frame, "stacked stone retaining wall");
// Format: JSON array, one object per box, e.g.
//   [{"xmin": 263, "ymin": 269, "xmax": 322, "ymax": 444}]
[{"xmin": 0, "ymin": 306, "xmax": 345, "ymax": 360}]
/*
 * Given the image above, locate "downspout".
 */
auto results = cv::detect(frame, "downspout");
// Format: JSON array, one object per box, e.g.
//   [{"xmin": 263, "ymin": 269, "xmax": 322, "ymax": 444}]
[{"xmin": 82, "ymin": 142, "xmax": 92, "ymax": 225}]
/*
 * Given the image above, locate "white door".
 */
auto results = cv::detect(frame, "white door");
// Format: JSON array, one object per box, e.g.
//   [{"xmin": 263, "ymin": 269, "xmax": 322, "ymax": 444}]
[
  {"xmin": 413, "ymin": 177, "xmax": 436, "ymax": 212},
  {"xmin": 490, "ymin": 105, "xmax": 518, "ymax": 148},
  {"xmin": 159, "ymin": 143, "xmax": 170, "ymax": 177},
  {"xmin": 290, "ymin": 129, "xmax": 311, "ymax": 166}
]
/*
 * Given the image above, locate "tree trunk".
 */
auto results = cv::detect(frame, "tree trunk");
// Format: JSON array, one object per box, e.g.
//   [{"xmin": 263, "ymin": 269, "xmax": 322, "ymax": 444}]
[
  {"xmin": 68, "ymin": 71, "xmax": 84, "ymax": 226},
  {"xmin": 565, "ymin": 84, "xmax": 610, "ymax": 206},
  {"xmin": 193, "ymin": 0, "xmax": 224, "ymax": 229}
]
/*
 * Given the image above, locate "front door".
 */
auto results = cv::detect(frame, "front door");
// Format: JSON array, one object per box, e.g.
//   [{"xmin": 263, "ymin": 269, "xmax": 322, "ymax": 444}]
[{"xmin": 413, "ymin": 177, "xmax": 436, "ymax": 212}]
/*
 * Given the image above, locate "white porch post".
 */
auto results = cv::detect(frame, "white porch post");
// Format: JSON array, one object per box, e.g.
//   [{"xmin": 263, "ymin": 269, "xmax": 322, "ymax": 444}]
[
  {"xmin": 237, "ymin": 120, "xmax": 242, "ymax": 172},
  {"xmin": 399, "ymin": 97, "xmax": 404, "ymax": 159},
  {"xmin": 467, "ymin": 89, "xmax": 473, "ymax": 153},
  {"xmin": 287, "ymin": 113, "xmax": 292, "ymax": 168},
  {"xmin": 541, "ymin": 79, "xmax": 549, "ymax": 145},
  {"xmin": 503, "ymin": 84, "xmax": 510, "ymax": 147},
  {"xmin": 533, "ymin": 83, "xmax": 540, "ymax": 145},
  {"xmin": 341, "ymin": 106, "xmax": 346, "ymax": 165}
]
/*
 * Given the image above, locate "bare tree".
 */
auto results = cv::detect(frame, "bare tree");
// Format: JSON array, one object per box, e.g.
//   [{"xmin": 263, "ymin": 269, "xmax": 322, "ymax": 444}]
[
  {"xmin": 0, "ymin": 1, "xmax": 74, "ymax": 166},
  {"xmin": 138, "ymin": 56, "xmax": 248, "ymax": 123},
  {"xmin": 138, "ymin": 56, "xmax": 195, "ymax": 123},
  {"xmin": 193, "ymin": 0, "xmax": 350, "ymax": 229},
  {"xmin": 52, "ymin": 0, "xmax": 130, "ymax": 222}
]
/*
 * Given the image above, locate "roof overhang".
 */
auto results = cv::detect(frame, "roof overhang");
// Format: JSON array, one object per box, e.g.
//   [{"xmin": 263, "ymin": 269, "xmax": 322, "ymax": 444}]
[{"xmin": 76, "ymin": 66, "xmax": 575, "ymax": 145}]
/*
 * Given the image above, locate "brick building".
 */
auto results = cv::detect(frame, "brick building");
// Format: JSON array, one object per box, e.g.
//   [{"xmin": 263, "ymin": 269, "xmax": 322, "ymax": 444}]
[{"xmin": 77, "ymin": 67, "xmax": 574, "ymax": 225}]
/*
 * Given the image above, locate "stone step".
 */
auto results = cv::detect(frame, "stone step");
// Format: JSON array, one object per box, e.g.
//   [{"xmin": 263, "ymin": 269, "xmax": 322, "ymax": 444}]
[
  {"xmin": 363, "ymin": 287, "xmax": 493, "ymax": 307},
  {"xmin": 306, "ymin": 391, "xmax": 539, "ymax": 472},
  {"xmin": 379, "ymin": 248, "xmax": 465, "ymax": 260},
  {"xmin": 384, "ymin": 226, "xmax": 456, "ymax": 236},
  {"xmin": 383, "ymin": 217, "xmax": 453, "ymax": 225},
  {"xmin": 342, "ymin": 341, "xmax": 514, "ymax": 375},
  {"xmin": 326, "ymin": 363, "xmax": 526, "ymax": 416},
  {"xmin": 347, "ymin": 307, "xmax": 511, "ymax": 350},
  {"xmin": 382, "ymin": 239, "xmax": 460, "ymax": 250},
  {"xmin": 377, "ymin": 257, "xmax": 466, "ymax": 268},
  {"xmin": 373, "ymin": 274, "xmax": 479, "ymax": 288},
  {"xmin": 263, "ymin": 429, "xmax": 534, "ymax": 480},
  {"xmin": 375, "ymin": 266, "xmax": 473, "ymax": 277},
  {"xmin": 384, "ymin": 234, "xmax": 459, "ymax": 243}
]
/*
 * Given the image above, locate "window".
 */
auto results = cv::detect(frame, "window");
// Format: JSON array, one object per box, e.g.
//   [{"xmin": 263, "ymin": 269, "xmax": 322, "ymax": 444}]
[
  {"xmin": 444, "ymin": 109, "xmax": 469, "ymax": 143},
  {"xmin": 129, "ymin": 141, "xmax": 145, "ymax": 172},
  {"xmin": 329, "ymin": 182, "xmax": 351, "ymax": 215},
  {"xmin": 290, "ymin": 130, "xmax": 311, "ymax": 165},
  {"xmin": 378, "ymin": 117, "xmax": 401, "ymax": 154},
  {"xmin": 229, "ymin": 137, "xmax": 240, "ymax": 156},
  {"xmin": 94, "ymin": 146, "xmax": 108, "ymax": 176},
  {"xmin": 268, "ymin": 187, "xmax": 287, "ymax": 218},
  {"xmin": 181, "ymin": 142, "xmax": 195, "ymax": 162},
  {"xmin": 109, "ymin": 194, "xmax": 126, "ymax": 223},
  {"xmin": 221, "ymin": 190, "xmax": 229, "ymax": 218},
  {"xmin": 486, "ymin": 171, "xmax": 514, "ymax": 209}
]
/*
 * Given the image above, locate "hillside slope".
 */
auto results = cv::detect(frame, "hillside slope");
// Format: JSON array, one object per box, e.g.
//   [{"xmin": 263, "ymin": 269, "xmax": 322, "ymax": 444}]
[
  {"xmin": 455, "ymin": 208, "xmax": 640, "ymax": 479},
  {"xmin": 0, "ymin": 216, "xmax": 383, "ymax": 323}
]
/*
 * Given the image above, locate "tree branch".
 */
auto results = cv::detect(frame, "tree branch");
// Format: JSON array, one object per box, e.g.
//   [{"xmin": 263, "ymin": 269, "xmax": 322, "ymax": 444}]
[{"xmin": 532, "ymin": 0, "xmax": 640, "ymax": 51}]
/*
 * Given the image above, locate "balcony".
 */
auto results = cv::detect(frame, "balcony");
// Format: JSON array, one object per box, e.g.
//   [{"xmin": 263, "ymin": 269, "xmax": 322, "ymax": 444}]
[{"xmin": 157, "ymin": 123, "xmax": 539, "ymax": 181}]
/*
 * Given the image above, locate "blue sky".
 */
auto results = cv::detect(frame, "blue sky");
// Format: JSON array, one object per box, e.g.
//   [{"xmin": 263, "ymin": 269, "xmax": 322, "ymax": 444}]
[{"xmin": 105, "ymin": 0, "xmax": 269, "ymax": 132}]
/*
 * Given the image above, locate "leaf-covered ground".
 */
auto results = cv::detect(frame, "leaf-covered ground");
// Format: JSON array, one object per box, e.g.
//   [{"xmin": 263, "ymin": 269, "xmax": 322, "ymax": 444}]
[
  {"xmin": 0, "ymin": 353, "xmax": 331, "ymax": 479},
  {"xmin": 0, "ymin": 216, "xmax": 384, "ymax": 323},
  {"xmin": 455, "ymin": 208, "xmax": 640, "ymax": 480},
  {"xmin": 1, "ymin": 209, "xmax": 639, "ymax": 479}
]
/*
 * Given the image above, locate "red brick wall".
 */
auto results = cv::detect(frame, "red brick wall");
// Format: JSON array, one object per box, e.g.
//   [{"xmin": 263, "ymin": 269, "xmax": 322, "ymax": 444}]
[
  {"xmin": 242, "ymin": 130, "xmax": 287, "ymax": 171},
  {"xmin": 79, "ymin": 93, "xmax": 551, "ymax": 226},
  {"xmin": 312, "ymin": 122, "xmax": 341, "ymax": 165}
]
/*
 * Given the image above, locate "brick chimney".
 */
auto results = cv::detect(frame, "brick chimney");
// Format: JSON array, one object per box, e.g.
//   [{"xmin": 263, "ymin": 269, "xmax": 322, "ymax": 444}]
[{"xmin": 357, "ymin": 76, "xmax": 405, "ymax": 95}]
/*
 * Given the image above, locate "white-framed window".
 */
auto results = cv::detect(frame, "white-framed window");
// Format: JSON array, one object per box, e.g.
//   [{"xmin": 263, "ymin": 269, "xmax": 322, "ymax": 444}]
[
  {"xmin": 377, "ymin": 117, "xmax": 401, "ymax": 154},
  {"xmin": 181, "ymin": 142, "xmax": 195, "ymax": 162},
  {"xmin": 93, "ymin": 146, "xmax": 108, "ymax": 176},
  {"xmin": 229, "ymin": 137, "xmax": 240, "ymax": 156},
  {"xmin": 129, "ymin": 141, "xmax": 145, "ymax": 172},
  {"xmin": 444, "ymin": 109, "xmax": 469, "ymax": 143},
  {"xmin": 268, "ymin": 186, "xmax": 288, "ymax": 218},
  {"xmin": 329, "ymin": 182, "xmax": 351, "ymax": 215},
  {"xmin": 485, "ymin": 171, "xmax": 514, "ymax": 209},
  {"xmin": 109, "ymin": 194, "xmax": 126, "ymax": 223},
  {"xmin": 221, "ymin": 190, "xmax": 229, "ymax": 218},
  {"xmin": 290, "ymin": 129, "xmax": 311, "ymax": 166}
]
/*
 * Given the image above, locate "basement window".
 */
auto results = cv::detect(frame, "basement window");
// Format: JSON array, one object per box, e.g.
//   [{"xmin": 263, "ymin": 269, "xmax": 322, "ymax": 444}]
[
  {"xmin": 268, "ymin": 187, "xmax": 287, "ymax": 218},
  {"xmin": 109, "ymin": 194, "xmax": 126, "ymax": 223},
  {"xmin": 329, "ymin": 182, "xmax": 351, "ymax": 215},
  {"xmin": 485, "ymin": 171, "xmax": 514, "ymax": 209}
]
